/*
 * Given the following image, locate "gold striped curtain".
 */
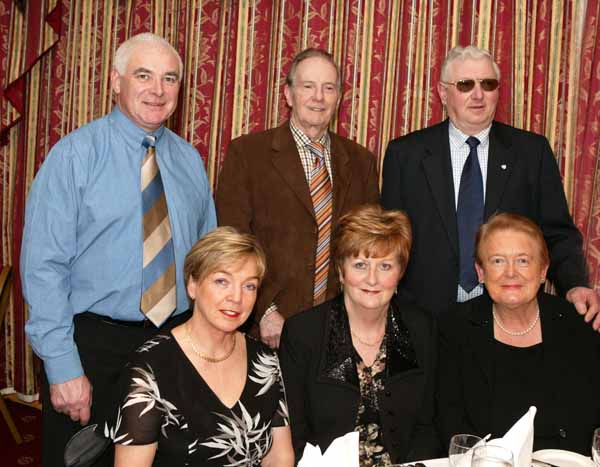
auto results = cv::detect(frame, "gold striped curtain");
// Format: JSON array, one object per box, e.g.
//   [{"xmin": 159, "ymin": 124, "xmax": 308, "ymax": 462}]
[{"xmin": 1, "ymin": 0, "xmax": 599, "ymax": 396}]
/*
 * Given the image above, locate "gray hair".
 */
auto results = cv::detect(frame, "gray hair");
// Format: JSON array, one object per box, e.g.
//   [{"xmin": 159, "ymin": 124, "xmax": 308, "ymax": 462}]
[
  {"xmin": 441, "ymin": 45, "xmax": 501, "ymax": 82},
  {"xmin": 285, "ymin": 48, "xmax": 341, "ymax": 90},
  {"xmin": 113, "ymin": 33, "xmax": 183, "ymax": 78}
]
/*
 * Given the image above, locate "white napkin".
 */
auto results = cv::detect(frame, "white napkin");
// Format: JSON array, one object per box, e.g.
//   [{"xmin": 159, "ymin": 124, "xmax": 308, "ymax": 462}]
[
  {"xmin": 297, "ymin": 432, "xmax": 359, "ymax": 467},
  {"xmin": 488, "ymin": 406, "xmax": 537, "ymax": 467}
]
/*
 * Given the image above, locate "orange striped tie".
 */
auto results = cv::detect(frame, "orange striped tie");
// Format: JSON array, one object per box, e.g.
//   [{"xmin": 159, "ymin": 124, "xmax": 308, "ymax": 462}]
[
  {"xmin": 140, "ymin": 135, "xmax": 176, "ymax": 326},
  {"xmin": 308, "ymin": 141, "xmax": 333, "ymax": 305}
]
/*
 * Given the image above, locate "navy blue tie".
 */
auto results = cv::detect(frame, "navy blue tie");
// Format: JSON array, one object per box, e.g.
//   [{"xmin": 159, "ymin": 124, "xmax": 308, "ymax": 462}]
[{"xmin": 457, "ymin": 136, "xmax": 483, "ymax": 292}]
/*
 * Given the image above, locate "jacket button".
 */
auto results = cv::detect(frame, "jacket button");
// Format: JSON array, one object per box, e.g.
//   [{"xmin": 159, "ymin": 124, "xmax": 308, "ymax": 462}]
[
  {"xmin": 390, "ymin": 426, "xmax": 397, "ymax": 433},
  {"xmin": 387, "ymin": 409, "xmax": 394, "ymax": 416},
  {"xmin": 559, "ymin": 428, "xmax": 567, "ymax": 438},
  {"xmin": 385, "ymin": 391, "xmax": 392, "ymax": 397}
]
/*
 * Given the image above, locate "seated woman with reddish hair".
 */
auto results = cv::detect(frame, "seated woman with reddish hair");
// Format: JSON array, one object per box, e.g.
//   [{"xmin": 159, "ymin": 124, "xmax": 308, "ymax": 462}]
[
  {"xmin": 279, "ymin": 204, "xmax": 440, "ymax": 466},
  {"xmin": 437, "ymin": 212, "xmax": 600, "ymax": 454}
]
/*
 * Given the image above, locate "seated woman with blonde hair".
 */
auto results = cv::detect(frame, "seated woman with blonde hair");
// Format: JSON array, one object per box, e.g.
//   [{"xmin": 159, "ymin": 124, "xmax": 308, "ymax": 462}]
[
  {"xmin": 280, "ymin": 204, "xmax": 439, "ymax": 466},
  {"xmin": 111, "ymin": 227, "xmax": 294, "ymax": 467}
]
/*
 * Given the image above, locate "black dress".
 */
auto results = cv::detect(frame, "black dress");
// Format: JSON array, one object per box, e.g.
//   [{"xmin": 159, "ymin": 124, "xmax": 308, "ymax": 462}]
[{"xmin": 108, "ymin": 332, "xmax": 289, "ymax": 467}]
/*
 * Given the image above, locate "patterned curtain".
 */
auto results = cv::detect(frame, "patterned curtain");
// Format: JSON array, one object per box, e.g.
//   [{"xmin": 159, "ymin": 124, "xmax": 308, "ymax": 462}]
[{"xmin": 1, "ymin": 0, "xmax": 599, "ymax": 397}]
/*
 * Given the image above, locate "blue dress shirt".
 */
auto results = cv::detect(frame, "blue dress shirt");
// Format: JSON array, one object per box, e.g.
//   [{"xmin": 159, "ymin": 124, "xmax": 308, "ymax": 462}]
[{"xmin": 21, "ymin": 107, "xmax": 216, "ymax": 384}]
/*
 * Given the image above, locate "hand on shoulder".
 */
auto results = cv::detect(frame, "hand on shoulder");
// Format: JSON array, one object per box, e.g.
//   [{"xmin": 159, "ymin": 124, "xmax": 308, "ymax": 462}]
[{"xmin": 566, "ymin": 286, "xmax": 600, "ymax": 332}]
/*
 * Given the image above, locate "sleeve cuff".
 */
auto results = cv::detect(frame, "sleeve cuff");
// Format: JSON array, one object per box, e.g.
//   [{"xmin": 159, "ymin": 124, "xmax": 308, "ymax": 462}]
[
  {"xmin": 44, "ymin": 349, "xmax": 84, "ymax": 385},
  {"xmin": 259, "ymin": 302, "xmax": 278, "ymax": 323}
]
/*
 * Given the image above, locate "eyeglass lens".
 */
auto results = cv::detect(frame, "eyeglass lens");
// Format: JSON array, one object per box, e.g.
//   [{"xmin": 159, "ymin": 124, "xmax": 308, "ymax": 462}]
[{"xmin": 455, "ymin": 79, "xmax": 499, "ymax": 92}]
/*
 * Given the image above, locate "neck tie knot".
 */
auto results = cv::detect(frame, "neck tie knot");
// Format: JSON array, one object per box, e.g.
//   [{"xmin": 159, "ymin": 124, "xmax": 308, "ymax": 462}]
[
  {"xmin": 308, "ymin": 141, "xmax": 325, "ymax": 166},
  {"xmin": 466, "ymin": 136, "xmax": 480, "ymax": 150},
  {"xmin": 142, "ymin": 135, "xmax": 156, "ymax": 149}
]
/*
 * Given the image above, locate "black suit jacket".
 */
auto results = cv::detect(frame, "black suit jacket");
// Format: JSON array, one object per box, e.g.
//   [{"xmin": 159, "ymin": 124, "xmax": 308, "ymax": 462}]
[
  {"xmin": 381, "ymin": 120, "xmax": 588, "ymax": 315},
  {"xmin": 279, "ymin": 295, "xmax": 440, "ymax": 463},
  {"xmin": 436, "ymin": 292, "xmax": 600, "ymax": 455}
]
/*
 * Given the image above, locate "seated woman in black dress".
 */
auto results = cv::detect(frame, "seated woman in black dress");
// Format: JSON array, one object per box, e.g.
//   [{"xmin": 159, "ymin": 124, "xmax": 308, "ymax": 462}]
[
  {"xmin": 437, "ymin": 212, "xmax": 600, "ymax": 454},
  {"xmin": 111, "ymin": 227, "xmax": 294, "ymax": 467},
  {"xmin": 279, "ymin": 204, "xmax": 440, "ymax": 466}
]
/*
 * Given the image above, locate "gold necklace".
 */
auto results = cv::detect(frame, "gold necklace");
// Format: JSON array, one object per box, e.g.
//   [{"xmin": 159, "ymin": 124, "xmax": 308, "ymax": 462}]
[
  {"xmin": 350, "ymin": 328, "xmax": 385, "ymax": 347},
  {"xmin": 185, "ymin": 323, "xmax": 237, "ymax": 363}
]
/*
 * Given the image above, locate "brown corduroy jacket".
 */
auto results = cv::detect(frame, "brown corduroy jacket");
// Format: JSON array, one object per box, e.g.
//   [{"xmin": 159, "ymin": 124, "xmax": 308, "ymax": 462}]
[{"xmin": 215, "ymin": 122, "xmax": 380, "ymax": 323}]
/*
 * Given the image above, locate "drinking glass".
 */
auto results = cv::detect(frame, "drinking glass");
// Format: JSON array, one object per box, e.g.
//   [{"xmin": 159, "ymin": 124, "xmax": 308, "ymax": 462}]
[
  {"xmin": 592, "ymin": 427, "xmax": 600, "ymax": 466},
  {"xmin": 471, "ymin": 445, "xmax": 513, "ymax": 467},
  {"xmin": 449, "ymin": 434, "xmax": 483, "ymax": 467}
]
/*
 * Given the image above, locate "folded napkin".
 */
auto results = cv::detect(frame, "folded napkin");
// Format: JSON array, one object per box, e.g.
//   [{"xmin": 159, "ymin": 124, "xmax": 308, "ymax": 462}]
[
  {"xmin": 488, "ymin": 406, "xmax": 537, "ymax": 467},
  {"xmin": 297, "ymin": 432, "xmax": 359, "ymax": 467}
]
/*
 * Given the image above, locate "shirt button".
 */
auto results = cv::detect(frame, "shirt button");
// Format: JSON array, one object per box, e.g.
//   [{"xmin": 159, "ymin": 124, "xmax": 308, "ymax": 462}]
[{"xmin": 559, "ymin": 428, "xmax": 567, "ymax": 438}]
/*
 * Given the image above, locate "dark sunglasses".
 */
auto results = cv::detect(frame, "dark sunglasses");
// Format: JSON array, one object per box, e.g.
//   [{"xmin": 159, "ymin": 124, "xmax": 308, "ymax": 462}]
[{"xmin": 442, "ymin": 78, "xmax": 499, "ymax": 92}]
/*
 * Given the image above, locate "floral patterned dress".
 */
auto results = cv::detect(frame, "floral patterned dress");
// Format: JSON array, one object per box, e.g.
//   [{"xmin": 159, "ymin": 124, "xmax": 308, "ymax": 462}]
[
  {"xmin": 106, "ymin": 332, "xmax": 289, "ymax": 467},
  {"xmin": 355, "ymin": 343, "xmax": 392, "ymax": 467}
]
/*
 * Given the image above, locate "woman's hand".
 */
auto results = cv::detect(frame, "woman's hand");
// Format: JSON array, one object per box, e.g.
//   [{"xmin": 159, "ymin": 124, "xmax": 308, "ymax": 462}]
[
  {"xmin": 566, "ymin": 286, "xmax": 600, "ymax": 331},
  {"xmin": 260, "ymin": 310, "xmax": 285, "ymax": 348}
]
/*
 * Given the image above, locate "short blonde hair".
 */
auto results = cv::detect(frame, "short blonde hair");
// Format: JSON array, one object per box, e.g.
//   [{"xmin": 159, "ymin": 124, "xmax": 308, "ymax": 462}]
[
  {"xmin": 184, "ymin": 227, "xmax": 267, "ymax": 288},
  {"xmin": 441, "ymin": 45, "xmax": 501, "ymax": 82},
  {"xmin": 332, "ymin": 204, "xmax": 412, "ymax": 274},
  {"xmin": 475, "ymin": 212, "xmax": 550, "ymax": 266}
]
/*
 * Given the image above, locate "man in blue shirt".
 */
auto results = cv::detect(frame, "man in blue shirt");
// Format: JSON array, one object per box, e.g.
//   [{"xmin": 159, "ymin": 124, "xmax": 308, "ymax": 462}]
[{"xmin": 20, "ymin": 33, "xmax": 216, "ymax": 466}]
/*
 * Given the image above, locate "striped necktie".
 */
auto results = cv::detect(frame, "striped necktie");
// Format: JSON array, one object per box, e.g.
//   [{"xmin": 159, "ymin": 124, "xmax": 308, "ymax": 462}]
[
  {"xmin": 140, "ymin": 135, "xmax": 176, "ymax": 326},
  {"xmin": 308, "ymin": 141, "xmax": 333, "ymax": 305}
]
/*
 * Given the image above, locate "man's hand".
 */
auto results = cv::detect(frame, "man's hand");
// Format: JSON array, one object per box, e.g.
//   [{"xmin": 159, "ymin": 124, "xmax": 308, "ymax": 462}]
[
  {"xmin": 259, "ymin": 310, "xmax": 285, "ymax": 349},
  {"xmin": 50, "ymin": 375, "xmax": 93, "ymax": 425},
  {"xmin": 566, "ymin": 286, "xmax": 600, "ymax": 331}
]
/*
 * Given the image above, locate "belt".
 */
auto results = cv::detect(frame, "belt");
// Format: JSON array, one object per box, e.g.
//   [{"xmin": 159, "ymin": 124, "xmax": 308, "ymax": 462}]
[{"xmin": 78, "ymin": 312, "xmax": 159, "ymax": 328}]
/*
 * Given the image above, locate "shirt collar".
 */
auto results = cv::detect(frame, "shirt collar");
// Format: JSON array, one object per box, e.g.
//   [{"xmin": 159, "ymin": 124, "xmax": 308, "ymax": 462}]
[
  {"xmin": 110, "ymin": 106, "xmax": 166, "ymax": 148},
  {"xmin": 289, "ymin": 119, "xmax": 331, "ymax": 151},
  {"xmin": 448, "ymin": 121, "xmax": 491, "ymax": 149}
]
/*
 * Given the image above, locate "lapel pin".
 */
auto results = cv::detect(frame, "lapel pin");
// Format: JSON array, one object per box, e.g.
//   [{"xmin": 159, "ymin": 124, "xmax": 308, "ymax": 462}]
[{"xmin": 501, "ymin": 164, "xmax": 507, "ymax": 170}]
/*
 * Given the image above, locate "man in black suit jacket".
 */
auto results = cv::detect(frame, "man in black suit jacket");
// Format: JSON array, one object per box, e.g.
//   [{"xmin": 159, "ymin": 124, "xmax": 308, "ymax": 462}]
[{"xmin": 381, "ymin": 45, "xmax": 599, "ymax": 328}]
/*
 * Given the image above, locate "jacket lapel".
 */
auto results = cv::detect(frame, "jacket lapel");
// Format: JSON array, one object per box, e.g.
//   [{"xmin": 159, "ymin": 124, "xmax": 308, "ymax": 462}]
[
  {"xmin": 330, "ymin": 133, "xmax": 351, "ymax": 225},
  {"xmin": 316, "ymin": 297, "xmax": 360, "ymax": 391},
  {"xmin": 271, "ymin": 123, "xmax": 315, "ymax": 218},
  {"xmin": 484, "ymin": 123, "xmax": 515, "ymax": 218},
  {"xmin": 466, "ymin": 295, "xmax": 495, "ymax": 389},
  {"xmin": 421, "ymin": 120, "xmax": 459, "ymax": 256},
  {"xmin": 536, "ymin": 293, "xmax": 567, "ymax": 412}
]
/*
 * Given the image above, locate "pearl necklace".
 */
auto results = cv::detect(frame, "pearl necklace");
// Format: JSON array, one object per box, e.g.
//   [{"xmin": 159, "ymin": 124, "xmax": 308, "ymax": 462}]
[
  {"xmin": 350, "ymin": 328, "xmax": 385, "ymax": 347},
  {"xmin": 185, "ymin": 323, "xmax": 236, "ymax": 363},
  {"xmin": 492, "ymin": 306, "xmax": 540, "ymax": 336}
]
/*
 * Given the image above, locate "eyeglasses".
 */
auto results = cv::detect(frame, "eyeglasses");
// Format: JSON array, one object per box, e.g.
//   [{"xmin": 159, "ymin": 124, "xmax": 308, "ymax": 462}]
[{"xmin": 442, "ymin": 78, "xmax": 500, "ymax": 93}]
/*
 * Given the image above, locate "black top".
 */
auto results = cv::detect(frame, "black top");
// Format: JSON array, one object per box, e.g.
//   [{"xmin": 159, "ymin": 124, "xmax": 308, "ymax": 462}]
[
  {"xmin": 490, "ymin": 342, "xmax": 550, "ymax": 443},
  {"xmin": 110, "ymin": 332, "xmax": 288, "ymax": 466}
]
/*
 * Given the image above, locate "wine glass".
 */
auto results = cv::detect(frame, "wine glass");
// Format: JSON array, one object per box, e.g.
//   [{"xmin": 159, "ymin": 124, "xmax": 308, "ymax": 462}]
[
  {"xmin": 449, "ymin": 434, "xmax": 483, "ymax": 467},
  {"xmin": 471, "ymin": 445, "xmax": 513, "ymax": 467},
  {"xmin": 592, "ymin": 427, "xmax": 600, "ymax": 466}
]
